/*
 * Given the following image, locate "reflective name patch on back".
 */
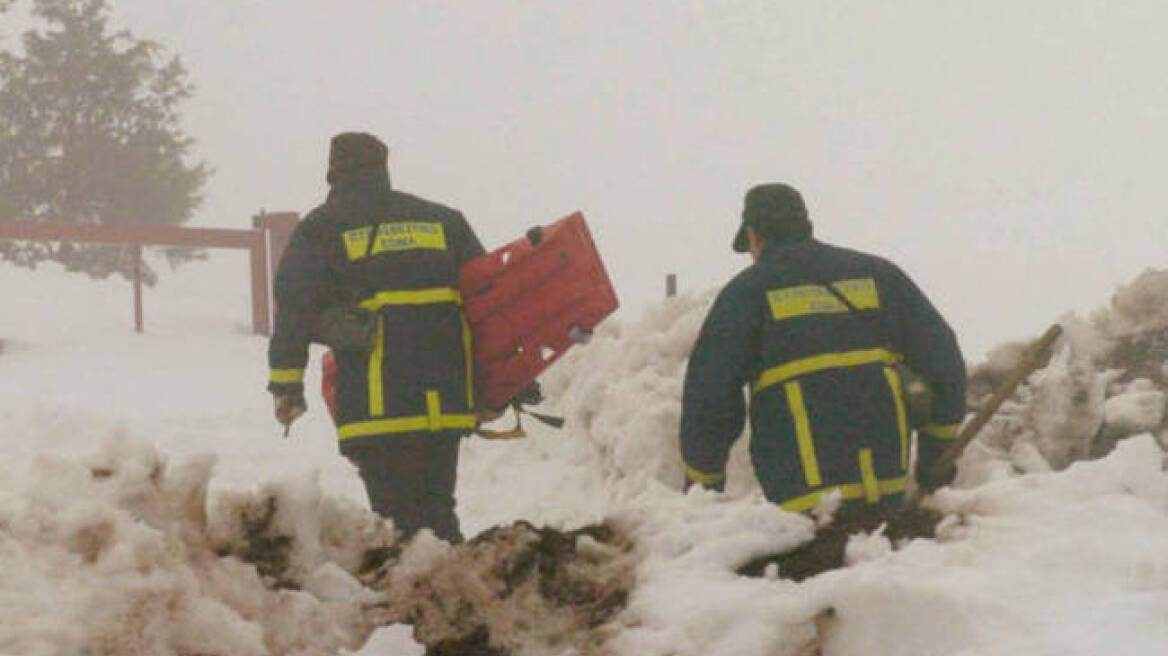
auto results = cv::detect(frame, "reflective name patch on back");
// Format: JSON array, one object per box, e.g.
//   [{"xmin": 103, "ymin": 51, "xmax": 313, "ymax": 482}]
[
  {"xmin": 767, "ymin": 277, "xmax": 879, "ymax": 321},
  {"xmin": 342, "ymin": 222, "xmax": 447, "ymax": 260}
]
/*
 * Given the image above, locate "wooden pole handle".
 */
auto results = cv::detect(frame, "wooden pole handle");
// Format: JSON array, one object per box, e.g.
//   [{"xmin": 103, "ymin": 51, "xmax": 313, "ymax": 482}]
[{"xmin": 928, "ymin": 323, "xmax": 1063, "ymax": 476}]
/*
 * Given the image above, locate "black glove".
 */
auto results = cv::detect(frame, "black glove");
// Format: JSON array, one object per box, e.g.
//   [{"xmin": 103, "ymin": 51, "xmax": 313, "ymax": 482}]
[
  {"xmin": 273, "ymin": 392, "xmax": 307, "ymax": 434},
  {"xmin": 916, "ymin": 432, "xmax": 958, "ymax": 493},
  {"xmin": 916, "ymin": 460, "xmax": 957, "ymax": 493},
  {"xmin": 513, "ymin": 381, "xmax": 544, "ymax": 406}
]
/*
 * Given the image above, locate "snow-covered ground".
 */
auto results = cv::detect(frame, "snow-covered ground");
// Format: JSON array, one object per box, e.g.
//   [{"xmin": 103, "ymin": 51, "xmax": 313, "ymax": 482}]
[{"xmin": 2, "ymin": 252, "xmax": 1168, "ymax": 656}]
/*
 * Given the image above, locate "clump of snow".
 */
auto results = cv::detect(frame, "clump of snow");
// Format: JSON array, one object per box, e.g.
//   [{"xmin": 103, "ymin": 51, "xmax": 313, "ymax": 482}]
[{"xmin": 536, "ymin": 292, "xmax": 759, "ymax": 500}]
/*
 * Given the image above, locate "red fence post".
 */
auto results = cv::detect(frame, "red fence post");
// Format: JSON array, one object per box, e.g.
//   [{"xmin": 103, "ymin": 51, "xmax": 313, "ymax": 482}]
[
  {"xmin": 252, "ymin": 211, "xmax": 300, "ymax": 336},
  {"xmin": 249, "ymin": 237, "xmax": 270, "ymax": 335},
  {"xmin": 254, "ymin": 211, "xmax": 299, "ymax": 270}
]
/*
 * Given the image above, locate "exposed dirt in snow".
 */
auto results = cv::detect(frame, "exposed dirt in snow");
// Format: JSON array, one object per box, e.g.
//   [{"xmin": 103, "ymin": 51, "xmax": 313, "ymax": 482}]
[
  {"xmin": 735, "ymin": 505, "xmax": 943, "ymax": 581},
  {"xmin": 361, "ymin": 521, "xmax": 635, "ymax": 656}
]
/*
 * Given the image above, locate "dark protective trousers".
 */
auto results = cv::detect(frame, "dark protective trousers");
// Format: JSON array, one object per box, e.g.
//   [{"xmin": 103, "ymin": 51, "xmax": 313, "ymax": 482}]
[{"xmin": 339, "ymin": 431, "xmax": 464, "ymax": 543}]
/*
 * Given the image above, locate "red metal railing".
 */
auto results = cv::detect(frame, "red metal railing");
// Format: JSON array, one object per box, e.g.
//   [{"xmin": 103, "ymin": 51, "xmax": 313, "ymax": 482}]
[{"xmin": 0, "ymin": 212, "xmax": 299, "ymax": 334}]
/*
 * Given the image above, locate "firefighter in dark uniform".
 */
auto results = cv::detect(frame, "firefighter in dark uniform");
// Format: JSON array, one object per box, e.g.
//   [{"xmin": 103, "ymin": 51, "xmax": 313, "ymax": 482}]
[
  {"xmin": 267, "ymin": 132, "xmax": 486, "ymax": 542},
  {"xmin": 680, "ymin": 183, "xmax": 967, "ymax": 511}
]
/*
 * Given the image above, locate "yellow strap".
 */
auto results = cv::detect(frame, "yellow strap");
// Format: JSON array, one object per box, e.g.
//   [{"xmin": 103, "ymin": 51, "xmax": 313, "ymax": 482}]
[
  {"xmin": 684, "ymin": 463, "xmax": 726, "ymax": 486},
  {"xmin": 269, "ymin": 368, "xmax": 305, "ymax": 384},
  {"xmin": 753, "ymin": 348, "xmax": 902, "ymax": 395},
  {"xmin": 367, "ymin": 316, "xmax": 385, "ymax": 417},
  {"xmin": 359, "ymin": 287, "xmax": 462, "ymax": 311},
  {"xmin": 882, "ymin": 365, "xmax": 910, "ymax": 469},
  {"xmin": 785, "ymin": 381, "xmax": 822, "ymax": 487},
  {"xmin": 779, "ymin": 477, "xmax": 907, "ymax": 513},
  {"xmin": 337, "ymin": 413, "xmax": 478, "ymax": 441},
  {"xmin": 922, "ymin": 423, "xmax": 961, "ymax": 439}
]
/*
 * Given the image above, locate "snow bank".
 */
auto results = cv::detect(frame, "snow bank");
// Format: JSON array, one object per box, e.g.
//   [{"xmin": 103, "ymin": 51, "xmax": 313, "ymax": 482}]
[
  {"xmin": 0, "ymin": 435, "xmax": 382, "ymax": 656},
  {"xmin": 4, "ymin": 257, "xmax": 1168, "ymax": 655}
]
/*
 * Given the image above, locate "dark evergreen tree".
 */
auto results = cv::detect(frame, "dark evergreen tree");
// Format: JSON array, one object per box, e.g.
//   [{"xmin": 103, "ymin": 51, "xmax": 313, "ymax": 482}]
[{"xmin": 0, "ymin": 0, "xmax": 209, "ymax": 281}]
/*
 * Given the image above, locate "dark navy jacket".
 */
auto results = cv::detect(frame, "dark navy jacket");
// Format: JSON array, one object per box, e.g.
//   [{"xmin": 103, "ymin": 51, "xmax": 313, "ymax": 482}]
[
  {"xmin": 267, "ymin": 167, "xmax": 485, "ymax": 442},
  {"xmin": 680, "ymin": 236, "xmax": 966, "ymax": 511}
]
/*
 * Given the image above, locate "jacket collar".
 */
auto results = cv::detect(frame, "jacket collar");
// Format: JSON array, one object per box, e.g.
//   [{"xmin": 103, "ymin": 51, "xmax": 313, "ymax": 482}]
[
  {"xmin": 758, "ymin": 234, "xmax": 814, "ymax": 261},
  {"xmin": 327, "ymin": 167, "xmax": 391, "ymax": 199}
]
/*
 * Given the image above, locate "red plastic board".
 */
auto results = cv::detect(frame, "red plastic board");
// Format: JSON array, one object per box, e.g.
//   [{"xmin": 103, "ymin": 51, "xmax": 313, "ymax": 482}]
[{"xmin": 460, "ymin": 211, "xmax": 619, "ymax": 409}]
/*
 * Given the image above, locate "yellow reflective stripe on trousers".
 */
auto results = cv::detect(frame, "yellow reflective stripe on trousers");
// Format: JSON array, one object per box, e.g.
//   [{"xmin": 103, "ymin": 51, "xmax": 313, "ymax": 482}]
[
  {"xmin": 780, "ymin": 477, "xmax": 907, "ymax": 513},
  {"xmin": 882, "ymin": 365, "xmax": 910, "ymax": 469},
  {"xmin": 922, "ymin": 423, "xmax": 961, "ymax": 439},
  {"xmin": 858, "ymin": 448, "xmax": 879, "ymax": 503},
  {"xmin": 784, "ymin": 381, "xmax": 822, "ymax": 487},
  {"xmin": 368, "ymin": 316, "xmax": 385, "ymax": 416},
  {"xmin": 358, "ymin": 287, "xmax": 462, "ymax": 311},
  {"xmin": 684, "ymin": 463, "xmax": 725, "ymax": 486},
  {"xmin": 269, "ymin": 368, "xmax": 304, "ymax": 384},
  {"xmin": 337, "ymin": 413, "xmax": 478, "ymax": 441},
  {"xmin": 753, "ymin": 348, "xmax": 902, "ymax": 395}
]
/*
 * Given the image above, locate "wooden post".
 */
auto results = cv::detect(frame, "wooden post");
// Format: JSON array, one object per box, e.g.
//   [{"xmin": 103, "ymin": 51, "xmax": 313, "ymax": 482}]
[
  {"xmin": 666, "ymin": 273, "xmax": 677, "ymax": 298},
  {"xmin": 249, "ymin": 239, "xmax": 270, "ymax": 335},
  {"xmin": 131, "ymin": 244, "xmax": 144, "ymax": 333}
]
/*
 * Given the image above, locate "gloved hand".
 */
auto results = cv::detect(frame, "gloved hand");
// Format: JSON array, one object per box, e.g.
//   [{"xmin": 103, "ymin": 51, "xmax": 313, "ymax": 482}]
[
  {"xmin": 513, "ymin": 381, "xmax": 544, "ymax": 406},
  {"xmin": 273, "ymin": 392, "xmax": 307, "ymax": 434},
  {"xmin": 915, "ymin": 459, "xmax": 957, "ymax": 494}
]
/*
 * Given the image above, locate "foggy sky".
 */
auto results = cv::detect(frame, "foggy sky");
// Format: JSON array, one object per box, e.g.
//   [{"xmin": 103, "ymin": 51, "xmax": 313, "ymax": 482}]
[{"xmin": 6, "ymin": 0, "xmax": 1168, "ymax": 360}]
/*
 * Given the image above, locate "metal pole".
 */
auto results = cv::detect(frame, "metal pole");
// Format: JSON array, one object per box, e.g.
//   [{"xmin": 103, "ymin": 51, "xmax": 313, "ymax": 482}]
[{"xmin": 132, "ymin": 244, "xmax": 144, "ymax": 333}]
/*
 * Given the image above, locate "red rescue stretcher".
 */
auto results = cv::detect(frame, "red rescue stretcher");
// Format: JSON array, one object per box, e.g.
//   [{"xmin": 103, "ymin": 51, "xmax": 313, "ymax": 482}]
[{"xmin": 321, "ymin": 211, "xmax": 617, "ymax": 421}]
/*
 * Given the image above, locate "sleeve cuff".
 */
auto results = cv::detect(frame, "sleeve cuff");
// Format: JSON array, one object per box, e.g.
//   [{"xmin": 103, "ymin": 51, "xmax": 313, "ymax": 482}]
[
  {"xmin": 684, "ymin": 463, "xmax": 726, "ymax": 491},
  {"xmin": 921, "ymin": 422, "xmax": 961, "ymax": 440},
  {"xmin": 267, "ymin": 368, "xmax": 305, "ymax": 395}
]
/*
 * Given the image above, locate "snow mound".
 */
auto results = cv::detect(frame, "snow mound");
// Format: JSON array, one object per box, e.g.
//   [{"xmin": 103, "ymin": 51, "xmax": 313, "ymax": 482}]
[
  {"xmin": 964, "ymin": 268, "xmax": 1168, "ymax": 481},
  {"xmin": 0, "ymin": 434, "xmax": 379, "ymax": 656}
]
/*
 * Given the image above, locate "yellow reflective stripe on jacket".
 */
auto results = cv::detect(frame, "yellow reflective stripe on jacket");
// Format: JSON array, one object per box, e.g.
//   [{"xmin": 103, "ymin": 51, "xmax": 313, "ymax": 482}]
[
  {"xmin": 784, "ymin": 381, "xmax": 821, "ymax": 487},
  {"xmin": 359, "ymin": 287, "xmax": 463, "ymax": 311},
  {"xmin": 753, "ymin": 347, "xmax": 902, "ymax": 395},
  {"xmin": 766, "ymin": 278, "xmax": 880, "ymax": 321},
  {"xmin": 342, "ymin": 222, "xmax": 448, "ymax": 261},
  {"xmin": 461, "ymin": 313, "xmax": 475, "ymax": 408},
  {"xmin": 858, "ymin": 449, "xmax": 880, "ymax": 503},
  {"xmin": 779, "ymin": 477, "xmax": 907, "ymax": 513},
  {"xmin": 337, "ymin": 413, "xmax": 478, "ymax": 441},
  {"xmin": 684, "ymin": 463, "xmax": 725, "ymax": 486},
  {"xmin": 368, "ymin": 316, "xmax": 385, "ymax": 417},
  {"xmin": 882, "ymin": 365, "xmax": 910, "ymax": 469},
  {"xmin": 270, "ymin": 368, "xmax": 305, "ymax": 384},
  {"xmin": 922, "ymin": 423, "xmax": 961, "ymax": 439},
  {"xmin": 425, "ymin": 390, "xmax": 443, "ymax": 431},
  {"xmin": 339, "ymin": 389, "xmax": 473, "ymax": 441}
]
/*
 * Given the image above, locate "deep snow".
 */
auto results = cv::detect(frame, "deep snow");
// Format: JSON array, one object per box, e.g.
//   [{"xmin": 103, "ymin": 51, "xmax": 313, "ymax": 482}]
[{"xmin": 2, "ymin": 253, "xmax": 1168, "ymax": 655}]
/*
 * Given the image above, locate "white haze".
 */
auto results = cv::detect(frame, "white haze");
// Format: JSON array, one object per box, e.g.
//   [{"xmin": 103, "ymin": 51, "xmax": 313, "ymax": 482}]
[{"xmin": 6, "ymin": 1, "xmax": 1168, "ymax": 359}]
